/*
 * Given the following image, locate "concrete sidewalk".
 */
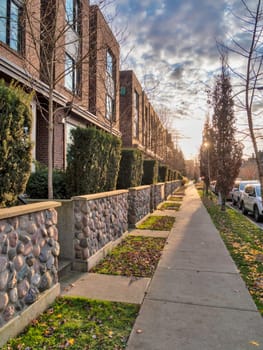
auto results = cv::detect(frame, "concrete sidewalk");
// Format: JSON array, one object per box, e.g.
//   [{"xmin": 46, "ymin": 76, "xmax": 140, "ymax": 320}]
[{"xmin": 126, "ymin": 184, "xmax": 263, "ymax": 350}]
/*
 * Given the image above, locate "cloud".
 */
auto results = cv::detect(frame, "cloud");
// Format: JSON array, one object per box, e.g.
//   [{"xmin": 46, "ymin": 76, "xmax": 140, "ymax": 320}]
[{"xmin": 96, "ymin": 0, "xmax": 262, "ymax": 158}]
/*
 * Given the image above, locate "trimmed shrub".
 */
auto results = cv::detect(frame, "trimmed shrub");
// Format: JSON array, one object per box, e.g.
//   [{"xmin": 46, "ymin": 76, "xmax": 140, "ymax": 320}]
[
  {"xmin": 142, "ymin": 160, "xmax": 158, "ymax": 185},
  {"xmin": 26, "ymin": 165, "xmax": 68, "ymax": 199},
  {"xmin": 168, "ymin": 169, "xmax": 178, "ymax": 181},
  {"xmin": 105, "ymin": 136, "xmax": 122, "ymax": 191},
  {"xmin": 177, "ymin": 171, "xmax": 183, "ymax": 180},
  {"xmin": 158, "ymin": 165, "xmax": 168, "ymax": 182},
  {"xmin": 117, "ymin": 149, "xmax": 144, "ymax": 189},
  {"xmin": 0, "ymin": 80, "xmax": 32, "ymax": 207},
  {"xmin": 66, "ymin": 127, "xmax": 122, "ymax": 196}
]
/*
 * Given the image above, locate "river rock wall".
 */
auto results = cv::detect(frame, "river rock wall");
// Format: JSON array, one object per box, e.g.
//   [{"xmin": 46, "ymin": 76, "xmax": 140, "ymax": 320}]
[{"xmin": 0, "ymin": 202, "xmax": 60, "ymax": 327}]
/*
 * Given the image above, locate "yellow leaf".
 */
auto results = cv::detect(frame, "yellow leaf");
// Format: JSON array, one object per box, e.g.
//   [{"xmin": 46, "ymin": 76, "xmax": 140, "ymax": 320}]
[
  {"xmin": 249, "ymin": 340, "xmax": 260, "ymax": 347},
  {"xmin": 68, "ymin": 338, "xmax": 75, "ymax": 345}
]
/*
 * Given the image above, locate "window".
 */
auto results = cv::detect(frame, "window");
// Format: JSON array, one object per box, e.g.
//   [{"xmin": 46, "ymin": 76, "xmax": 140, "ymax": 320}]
[
  {"xmin": 133, "ymin": 91, "xmax": 139, "ymax": 138},
  {"xmin": 65, "ymin": 53, "xmax": 79, "ymax": 93},
  {"xmin": 106, "ymin": 50, "xmax": 113, "ymax": 76},
  {"xmin": 106, "ymin": 95, "xmax": 114, "ymax": 121},
  {"xmin": 65, "ymin": 0, "xmax": 80, "ymax": 33},
  {"xmin": 105, "ymin": 50, "xmax": 116, "ymax": 121},
  {"xmin": 0, "ymin": 0, "xmax": 23, "ymax": 52}
]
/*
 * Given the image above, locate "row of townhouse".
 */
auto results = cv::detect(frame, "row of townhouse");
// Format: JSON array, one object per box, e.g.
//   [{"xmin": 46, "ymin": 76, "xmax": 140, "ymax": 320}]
[{"xmin": 0, "ymin": 0, "xmax": 177, "ymax": 171}]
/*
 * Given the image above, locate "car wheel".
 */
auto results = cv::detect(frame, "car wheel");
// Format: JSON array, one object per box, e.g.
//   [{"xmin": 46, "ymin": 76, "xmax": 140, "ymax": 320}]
[
  {"xmin": 241, "ymin": 202, "xmax": 248, "ymax": 215},
  {"xmin": 232, "ymin": 196, "xmax": 236, "ymax": 205},
  {"xmin": 254, "ymin": 206, "xmax": 262, "ymax": 222}
]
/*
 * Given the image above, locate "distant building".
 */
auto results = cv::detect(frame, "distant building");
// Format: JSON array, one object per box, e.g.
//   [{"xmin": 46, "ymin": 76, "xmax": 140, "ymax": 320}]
[{"xmin": 120, "ymin": 70, "xmax": 176, "ymax": 166}]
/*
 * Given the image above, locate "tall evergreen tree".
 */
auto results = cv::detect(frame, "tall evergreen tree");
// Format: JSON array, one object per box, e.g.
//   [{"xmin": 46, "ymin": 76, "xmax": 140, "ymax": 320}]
[
  {"xmin": 212, "ymin": 56, "xmax": 243, "ymax": 210},
  {"xmin": 200, "ymin": 116, "xmax": 215, "ymax": 195}
]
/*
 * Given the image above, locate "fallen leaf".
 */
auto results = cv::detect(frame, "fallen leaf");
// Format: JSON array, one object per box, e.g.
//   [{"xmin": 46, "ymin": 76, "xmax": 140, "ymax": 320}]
[
  {"xmin": 256, "ymin": 254, "xmax": 263, "ymax": 262},
  {"xmin": 249, "ymin": 340, "xmax": 260, "ymax": 347},
  {"xmin": 67, "ymin": 338, "xmax": 75, "ymax": 345}
]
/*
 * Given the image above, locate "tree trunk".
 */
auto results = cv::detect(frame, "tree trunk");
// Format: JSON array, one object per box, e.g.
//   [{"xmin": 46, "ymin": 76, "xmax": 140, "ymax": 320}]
[
  {"xmin": 48, "ymin": 90, "xmax": 54, "ymax": 199},
  {"xmin": 220, "ymin": 193, "xmax": 226, "ymax": 211}
]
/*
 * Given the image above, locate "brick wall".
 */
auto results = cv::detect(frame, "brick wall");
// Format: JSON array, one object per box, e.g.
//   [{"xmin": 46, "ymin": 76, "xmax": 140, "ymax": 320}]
[
  {"xmin": 89, "ymin": 5, "xmax": 120, "ymax": 131},
  {"xmin": 120, "ymin": 70, "xmax": 144, "ymax": 148}
]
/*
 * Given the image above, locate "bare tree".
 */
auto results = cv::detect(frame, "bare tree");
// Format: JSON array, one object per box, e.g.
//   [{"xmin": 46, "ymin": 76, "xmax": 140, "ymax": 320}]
[
  {"xmin": 226, "ymin": 0, "xmax": 263, "ymax": 196},
  {"xmin": 15, "ymin": 0, "xmax": 91, "ymax": 198},
  {"xmin": 239, "ymin": 157, "xmax": 259, "ymax": 179}
]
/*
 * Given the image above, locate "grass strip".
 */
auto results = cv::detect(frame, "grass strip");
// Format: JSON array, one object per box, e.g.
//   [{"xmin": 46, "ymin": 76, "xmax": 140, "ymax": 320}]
[
  {"xmin": 200, "ymin": 192, "xmax": 263, "ymax": 315},
  {"xmin": 92, "ymin": 235, "xmax": 166, "ymax": 278},
  {"xmin": 3, "ymin": 296, "xmax": 139, "ymax": 350},
  {"xmin": 136, "ymin": 215, "xmax": 175, "ymax": 230}
]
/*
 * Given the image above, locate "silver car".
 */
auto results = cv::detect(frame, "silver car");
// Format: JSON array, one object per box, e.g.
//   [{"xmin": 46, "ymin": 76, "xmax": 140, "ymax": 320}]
[
  {"xmin": 232, "ymin": 180, "xmax": 259, "ymax": 208},
  {"xmin": 240, "ymin": 183, "xmax": 263, "ymax": 222}
]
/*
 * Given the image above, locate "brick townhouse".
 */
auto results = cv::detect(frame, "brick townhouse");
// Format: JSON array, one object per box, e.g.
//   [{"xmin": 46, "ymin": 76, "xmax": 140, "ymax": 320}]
[
  {"xmin": 0, "ymin": 0, "xmax": 177, "ymax": 172},
  {"xmin": 0, "ymin": 0, "xmax": 120, "ymax": 170},
  {"xmin": 120, "ymin": 70, "xmax": 175, "ymax": 163}
]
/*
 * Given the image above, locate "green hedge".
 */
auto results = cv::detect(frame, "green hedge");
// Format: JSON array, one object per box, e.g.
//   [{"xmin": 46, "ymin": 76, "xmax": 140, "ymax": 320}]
[
  {"xmin": 26, "ymin": 166, "xmax": 68, "ymax": 199},
  {"xmin": 66, "ymin": 127, "xmax": 122, "ymax": 196},
  {"xmin": 117, "ymin": 149, "xmax": 144, "ymax": 189},
  {"xmin": 167, "ymin": 169, "xmax": 179, "ymax": 181},
  {"xmin": 176, "ymin": 171, "xmax": 183, "ymax": 180},
  {"xmin": 0, "ymin": 80, "xmax": 32, "ymax": 207},
  {"xmin": 158, "ymin": 165, "xmax": 168, "ymax": 182},
  {"xmin": 142, "ymin": 160, "xmax": 158, "ymax": 185}
]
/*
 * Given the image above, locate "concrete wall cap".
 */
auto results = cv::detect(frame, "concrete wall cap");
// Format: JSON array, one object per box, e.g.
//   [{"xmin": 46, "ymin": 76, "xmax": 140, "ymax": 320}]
[
  {"xmin": 128, "ymin": 185, "xmax": 151, "ymax": 191},
  {"xmin": 73, "ymin": 189, "xmax": 128, "ymax": 201},
  {"xmin": 0, "ymin": 201, "xmax": 61, "ymax": 220}
]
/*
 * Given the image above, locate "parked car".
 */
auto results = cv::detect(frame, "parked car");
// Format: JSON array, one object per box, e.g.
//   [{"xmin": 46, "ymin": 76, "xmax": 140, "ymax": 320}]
[
  {"xmin": 210, "ymin": 180, "xmax": 217, "ymax": 194},
  {"xmin": 230, "ymin": 180, "xmax": 241, "ymax": 203},
  {"xmin": 240, "ymin": 183, "xmax": 263, "ymax": 222},
  {"xmin": 232, "ymin": 180, "xmax": 259, "ymax": 208}
]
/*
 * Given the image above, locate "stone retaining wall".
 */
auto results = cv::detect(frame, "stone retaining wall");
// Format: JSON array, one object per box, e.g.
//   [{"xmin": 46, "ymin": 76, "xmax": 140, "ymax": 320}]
[
  {"xmin": 72, "ymin": 190, "xmax": 129, "ymax": 268},
  {"xmin": 128, "ymin": 186, "xmax": 151, "ymax": 227},
  {"xmin": 165, "ymin": 180, "xmax": 181, "ymax": 198},
  {"xmin": 0, "ymin": 202, "xmax": 61, "ymax": 328},
  {"xmin": 151, "ymin": 183, "xmax": 165, "ymax": 211}
]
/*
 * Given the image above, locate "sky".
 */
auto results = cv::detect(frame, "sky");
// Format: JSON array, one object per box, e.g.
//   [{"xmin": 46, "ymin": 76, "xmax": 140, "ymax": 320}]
[{"xmin": 92, "ymin": 0, "xmax": 262, "ymax": 160}]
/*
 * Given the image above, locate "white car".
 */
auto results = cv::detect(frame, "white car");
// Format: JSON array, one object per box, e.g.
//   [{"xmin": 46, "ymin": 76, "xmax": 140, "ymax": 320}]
[
  {"xmin": 240, "ymin": 183, "xmax": 263, "ymax": 222},
  {"xmin": 232, "ymin": 180, "xmax": 259, "ymax": 208}
]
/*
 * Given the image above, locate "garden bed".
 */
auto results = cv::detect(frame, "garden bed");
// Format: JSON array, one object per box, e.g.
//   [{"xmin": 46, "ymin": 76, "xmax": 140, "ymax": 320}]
[
  {"xmin": 91, "ymin": 235, "xmax": 166, "ymax": 278},
  {"xmin": 136, "ymin": 215, "xmax": 175, "ymax": 230},
  {"xmin": 159, "ymin": 201, "xmax": 181, "ymax": 211}
]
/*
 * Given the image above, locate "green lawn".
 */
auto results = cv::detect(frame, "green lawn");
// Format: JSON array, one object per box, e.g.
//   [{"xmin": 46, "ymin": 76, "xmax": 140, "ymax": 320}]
[{"xmin": 3, "ymin": 297, "xmax": 139, "ymax": 350}]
